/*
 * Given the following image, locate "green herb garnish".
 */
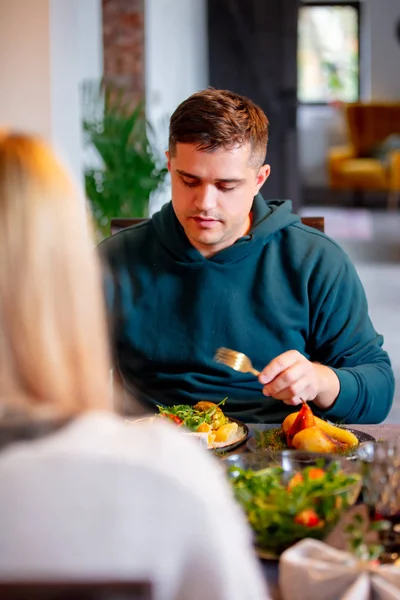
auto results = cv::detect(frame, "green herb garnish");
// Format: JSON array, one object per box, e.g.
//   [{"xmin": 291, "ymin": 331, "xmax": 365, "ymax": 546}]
[
  {"xmin": 254, "ymin": 428, "xmax": 286, "ymax": 450},
  {"xmin": 254, "ymin": 427, "xmax": 355, "ymax": 456},
  {"xmin": 157, "ymin": 398, "xmax": 228, "ymax": 431}
]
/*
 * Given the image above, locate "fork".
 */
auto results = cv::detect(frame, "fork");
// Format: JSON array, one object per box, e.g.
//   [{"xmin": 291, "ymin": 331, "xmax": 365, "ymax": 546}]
[
  {"xmin": 214, "ymin": 347, "xmax": 260, "ymax": 376},
  {"xmin": 214, "ymin": 347, "xmax": 306, "ymax": 404}
]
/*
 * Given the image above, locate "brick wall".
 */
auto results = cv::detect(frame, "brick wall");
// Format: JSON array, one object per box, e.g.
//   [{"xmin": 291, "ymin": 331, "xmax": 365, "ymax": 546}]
[{"xmin": 102, "ymin": 0, "xmax": 144, "ymax": 100}]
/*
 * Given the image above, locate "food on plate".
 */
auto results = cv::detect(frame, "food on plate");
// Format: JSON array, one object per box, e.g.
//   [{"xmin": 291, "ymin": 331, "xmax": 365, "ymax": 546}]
[
  {"xmin": 157, "ymin": 399, "xmax": 240, "ymax": 448},
  {"xmin": 282, "ymin": 403, "xmax": 359, "ymax": 453},
  {"xmin": 228, "ymin": 459, "xmax": 362, "ymax": 555},
  {"xmin": 214, "ymin": 422, "xmax": 238, "ymax": 442},
  {"xmin": 291, "ymin": 426, "xmax": 340, "ymax": 453}
]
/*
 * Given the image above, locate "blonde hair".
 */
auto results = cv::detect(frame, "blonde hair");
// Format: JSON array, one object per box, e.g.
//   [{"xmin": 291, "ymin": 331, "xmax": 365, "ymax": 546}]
[{"xmin": 0, "ymin": 133, "xmax": 111, "ymax": 418}]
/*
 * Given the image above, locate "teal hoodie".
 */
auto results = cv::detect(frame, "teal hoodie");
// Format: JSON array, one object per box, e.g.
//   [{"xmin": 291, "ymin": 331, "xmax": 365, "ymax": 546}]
[{"xmin": 100, "ymin": 195, "xmax": 394, "ymax": 424}]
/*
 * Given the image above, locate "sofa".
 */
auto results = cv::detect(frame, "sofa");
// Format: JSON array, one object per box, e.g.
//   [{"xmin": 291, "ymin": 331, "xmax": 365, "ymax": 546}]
[{"xmin": 328, "ymin": 103, "xmax": 400, "ymax": 209}]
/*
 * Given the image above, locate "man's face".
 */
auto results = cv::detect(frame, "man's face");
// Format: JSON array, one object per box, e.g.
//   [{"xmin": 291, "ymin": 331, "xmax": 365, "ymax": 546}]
[{"xmin": 166, "ymin": 143, "xmax": 270, "ymax": 257}]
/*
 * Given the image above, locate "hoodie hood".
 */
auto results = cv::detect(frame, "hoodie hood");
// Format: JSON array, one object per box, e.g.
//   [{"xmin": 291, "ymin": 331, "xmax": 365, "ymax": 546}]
[{"xmin": 151, "ymin": 194, "xmax": 300, "ymax": 264}]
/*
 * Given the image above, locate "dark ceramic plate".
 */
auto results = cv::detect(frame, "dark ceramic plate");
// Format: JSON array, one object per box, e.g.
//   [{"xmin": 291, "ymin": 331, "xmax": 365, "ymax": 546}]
[{"xmin": 246, "ymin": 427, "xmax": 376, "ymax": 459}]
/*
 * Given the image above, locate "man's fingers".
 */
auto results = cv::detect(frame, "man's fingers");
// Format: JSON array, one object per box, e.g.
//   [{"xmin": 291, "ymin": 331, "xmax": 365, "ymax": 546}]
[
  {"xmin": 262, "ymin": 363, "xmax": 304, "ymax": 396},
  {"xmin": 258, "ymin": 350, "xmax": 301, "ymax": 384},
  {"xmin": 263, "ymin": 380, "xmax": 316, "ymax": 403},
  {"xmin": 282, "ymin": 396, "xmax": 304, "ymax": 406}
]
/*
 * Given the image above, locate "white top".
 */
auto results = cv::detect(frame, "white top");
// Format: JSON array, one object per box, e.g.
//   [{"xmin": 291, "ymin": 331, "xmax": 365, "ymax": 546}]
[{"xmin": 0, "ymin": 412, "xmax": 271, "ymax": 600}]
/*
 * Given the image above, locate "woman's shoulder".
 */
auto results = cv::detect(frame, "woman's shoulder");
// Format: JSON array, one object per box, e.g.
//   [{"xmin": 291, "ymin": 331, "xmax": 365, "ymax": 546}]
[{"xmin": 0, "ymin": 411, "xmax": 232, "ymax": 506}]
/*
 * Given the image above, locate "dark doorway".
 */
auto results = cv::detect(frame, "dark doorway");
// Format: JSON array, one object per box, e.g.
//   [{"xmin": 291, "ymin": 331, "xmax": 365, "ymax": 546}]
[{"xmin": 208, "ymin": 0, "xmax": 300, "ymax": 209}]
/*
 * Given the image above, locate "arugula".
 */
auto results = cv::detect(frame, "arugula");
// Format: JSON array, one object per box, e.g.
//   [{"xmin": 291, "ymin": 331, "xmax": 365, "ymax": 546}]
[{"xmin": 157, "ymin": 398, "xmax": 227, "ymax": 432}]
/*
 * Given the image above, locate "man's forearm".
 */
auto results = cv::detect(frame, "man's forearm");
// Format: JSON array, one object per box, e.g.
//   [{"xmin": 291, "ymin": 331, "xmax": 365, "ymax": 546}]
[{"xmin": 316, "ymin": 361, "xmax": 394, "ymax": 424}]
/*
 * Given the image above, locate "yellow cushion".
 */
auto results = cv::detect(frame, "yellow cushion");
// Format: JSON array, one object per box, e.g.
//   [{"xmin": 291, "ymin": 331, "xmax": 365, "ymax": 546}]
[{"xmin": 337, "ymin": 158, "xmax": 388, "ymax": 189}]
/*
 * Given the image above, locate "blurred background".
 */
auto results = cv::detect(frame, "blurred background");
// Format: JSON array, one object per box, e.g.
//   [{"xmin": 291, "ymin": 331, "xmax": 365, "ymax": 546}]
[{"xmin": 0, "ymin": 0, "xmax": 399, "ymax": 420}]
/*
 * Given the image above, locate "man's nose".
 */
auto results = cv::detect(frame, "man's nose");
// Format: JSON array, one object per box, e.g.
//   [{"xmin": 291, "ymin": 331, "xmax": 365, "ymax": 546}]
[{"xmin": 194, "ymin": 184, "xmax": 218, "ymax": 211}]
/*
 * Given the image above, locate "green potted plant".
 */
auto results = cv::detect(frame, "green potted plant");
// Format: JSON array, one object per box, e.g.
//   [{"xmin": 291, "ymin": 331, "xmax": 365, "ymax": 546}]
[{"xmin": 82, "ymin": 79, "xmax": 168, "ymax": 239}]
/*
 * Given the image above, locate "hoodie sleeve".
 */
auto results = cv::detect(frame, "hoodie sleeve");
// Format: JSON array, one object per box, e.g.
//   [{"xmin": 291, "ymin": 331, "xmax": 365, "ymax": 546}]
[{"xmin": 310, "ymin": 254, "xmax": 394, "ymax": 424}]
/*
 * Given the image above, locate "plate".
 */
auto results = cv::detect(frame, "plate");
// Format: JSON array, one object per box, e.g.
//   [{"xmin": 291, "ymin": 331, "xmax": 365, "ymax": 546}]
[
  {"xmin": 213, "ymin": 418, "xmax": 249, "ymax": 453},
  {"xmin": 128, "ymin": 416, "xmax": 249, "ymax": 452},
  {"xmin": 246, "ymin": 427, "xmax": 376, "ymax": 458}
]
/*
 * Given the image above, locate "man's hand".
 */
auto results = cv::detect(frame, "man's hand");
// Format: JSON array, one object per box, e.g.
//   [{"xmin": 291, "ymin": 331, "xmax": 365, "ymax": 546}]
[{"xmin": 258, "ymin": 350, "xmax": 340, "ymax": 410}]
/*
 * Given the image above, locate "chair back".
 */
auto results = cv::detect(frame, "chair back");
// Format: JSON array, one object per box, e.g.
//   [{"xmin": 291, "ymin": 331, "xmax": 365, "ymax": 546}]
[
  {"xmin": 345, "ymin": 102, "xmax": 400, "ymax": 155},
  {"xmin": 110, "ymin": 216, "xmax": 325, "ymax": 235},
  {"xmin": 299, "ymin": 216, "xmax": 324, "ymax": 233},
  {"xmin": 0, "ymin": 581, "xmax": 153, "ymax": 600}
]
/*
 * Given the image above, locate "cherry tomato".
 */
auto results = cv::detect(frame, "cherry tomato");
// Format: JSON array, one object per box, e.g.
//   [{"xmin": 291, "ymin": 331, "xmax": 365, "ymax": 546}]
[
  {"xmin": 169, "ymin": 415, "xmax": 183, "ymax": 425},
  {"xmin": 294, "ymin": 509, "xmax": 321, "ymax": 527}
]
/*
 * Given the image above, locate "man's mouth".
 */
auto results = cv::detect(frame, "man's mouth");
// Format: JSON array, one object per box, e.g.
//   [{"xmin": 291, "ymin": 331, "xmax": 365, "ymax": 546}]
[{"xmin": 191, "ymin": 216, "xmax": 221, "ymax": 228}]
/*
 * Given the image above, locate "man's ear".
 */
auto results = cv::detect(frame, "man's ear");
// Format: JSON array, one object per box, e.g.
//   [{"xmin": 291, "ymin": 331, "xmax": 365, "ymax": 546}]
[
  {"xmin": 165, "ymin": 151, "xmax": 171, "ymax": 172},
  {"xmin": 255, "ymin": 164, "xmax": 270, "ymax": 193}
]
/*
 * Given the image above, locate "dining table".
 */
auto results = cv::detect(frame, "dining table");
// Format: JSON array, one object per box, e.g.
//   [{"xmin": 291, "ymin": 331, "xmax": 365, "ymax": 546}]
[{"xmin": 233, "ymin": 422, "xmax": 400, "ymax": 600}]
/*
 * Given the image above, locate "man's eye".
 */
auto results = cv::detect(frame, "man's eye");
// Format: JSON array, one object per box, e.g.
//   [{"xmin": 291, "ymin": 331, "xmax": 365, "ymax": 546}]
[
  {"xmin": 218, "ymin": 185, "xmax": 235, "ymax": 192},
  {"xmin": 182, "ymin": 179, "xmax": 200, "ymax": 188}
]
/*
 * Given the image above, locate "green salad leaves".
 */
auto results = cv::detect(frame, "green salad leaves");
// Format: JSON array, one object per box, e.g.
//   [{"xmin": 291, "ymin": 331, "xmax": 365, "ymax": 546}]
[
  {"xmin": 156, "ymin": 398, "xmax": 227, "ymax": 431},
  {"xmin": 229, "ymin": 461, "xmax": 362, "ymax": 555}
]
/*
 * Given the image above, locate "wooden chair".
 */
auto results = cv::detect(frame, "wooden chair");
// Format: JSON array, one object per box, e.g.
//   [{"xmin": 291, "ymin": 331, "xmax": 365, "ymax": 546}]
[
  {"xmin": 110, "ymin": 216, "xmax": 325, "ymax": 235},
  {"xmin": 299, "ymin": 216, "xmax": 324, "ymax": 233},
  {"xmin": 0, "ymin": 581, "xmax": 153, "ymax": 600}
]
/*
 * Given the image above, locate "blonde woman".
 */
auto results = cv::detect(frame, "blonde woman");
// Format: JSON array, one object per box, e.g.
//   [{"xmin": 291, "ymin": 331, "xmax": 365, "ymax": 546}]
[{"xmin": 0, "ymin": 133, "xmax": 270, "ymax": 600}]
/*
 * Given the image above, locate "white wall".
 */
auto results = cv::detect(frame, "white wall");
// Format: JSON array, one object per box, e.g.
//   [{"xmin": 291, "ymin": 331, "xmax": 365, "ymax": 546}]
[
  {"xmin": 77, "ymin": 0, "xmax": 104, "ymax": 84},
  {"xmin": 298, "ymin": 105, "xmax": 346, "ymax": 187},
  {"xmin": 50, "ymin": 0, "xmax": 85, "ymax": 184},
  {"xmin": 0, "ymin": 0, "xmax": 103, "ymax": 186},
  {"xmin": 368, "ymin": 0, "xmax": 400, "ymax": 100},
  {"xmin": 144, "ymin": 0, "xmax": 208, "ymax": 212},
  {"xmin": 50, "ymin": 0, "xmax": 103, "ymax": 184}
]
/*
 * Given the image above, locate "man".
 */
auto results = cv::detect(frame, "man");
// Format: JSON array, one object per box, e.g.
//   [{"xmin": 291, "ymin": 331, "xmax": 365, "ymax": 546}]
[{"xmin": 100, "ymin": 88, "xmax": 394, "ymax": 424}]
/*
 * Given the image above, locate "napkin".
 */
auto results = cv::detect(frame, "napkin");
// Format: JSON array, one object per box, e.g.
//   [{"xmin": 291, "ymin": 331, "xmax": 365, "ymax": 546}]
[{"xmin": 279, "ymin": 539, "xmax": 400, "ymax": 600}]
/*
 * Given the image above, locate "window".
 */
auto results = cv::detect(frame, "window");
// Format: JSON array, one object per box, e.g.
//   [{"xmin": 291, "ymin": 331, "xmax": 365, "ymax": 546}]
[{"xmin": 298, "ymin": 2, "xmax": 360, "ymax": 104}]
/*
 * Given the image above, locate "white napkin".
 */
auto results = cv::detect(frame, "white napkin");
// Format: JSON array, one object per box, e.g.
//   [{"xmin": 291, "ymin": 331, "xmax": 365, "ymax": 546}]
[{"xmin": 279, "ymin": 539, "xmax": 400, "ymax": 600}]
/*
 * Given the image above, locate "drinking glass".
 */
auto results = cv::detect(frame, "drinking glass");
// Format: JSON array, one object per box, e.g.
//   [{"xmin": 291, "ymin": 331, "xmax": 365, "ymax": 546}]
[{"xmin": 358, "ymin": 440, "xmax": 400, "ymax": 564}]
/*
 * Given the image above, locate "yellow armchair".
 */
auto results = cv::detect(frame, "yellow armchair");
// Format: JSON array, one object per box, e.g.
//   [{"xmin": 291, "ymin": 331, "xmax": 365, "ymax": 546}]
[{"xmin": 328, "ymin": 103, "xmax": 400, "ymax": 209}]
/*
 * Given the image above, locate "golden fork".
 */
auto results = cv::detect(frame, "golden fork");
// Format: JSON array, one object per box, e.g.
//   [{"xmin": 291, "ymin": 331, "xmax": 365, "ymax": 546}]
[
  {"xmin": 214, "ymin": 347, "xmax": 260, "ymax": 376},
  {"xmin": 214, "ymin": 347, "xmax": 306, "ymax": 404}
]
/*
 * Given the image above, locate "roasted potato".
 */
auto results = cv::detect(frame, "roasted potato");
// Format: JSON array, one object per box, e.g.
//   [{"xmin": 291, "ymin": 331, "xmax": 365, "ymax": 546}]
[
  {"xmin": 194, "ymin": 401, "xmax": 227, "ymax": 430},
  {"xmin": 214, "ymin": 422, "xmax": 238, "ymax": 443}
]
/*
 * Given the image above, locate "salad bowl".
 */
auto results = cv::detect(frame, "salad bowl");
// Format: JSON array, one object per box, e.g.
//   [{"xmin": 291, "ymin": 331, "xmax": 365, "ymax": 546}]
[{"xmin": 224, "ymin": 450, "xmax": 362, "ymax": 558}]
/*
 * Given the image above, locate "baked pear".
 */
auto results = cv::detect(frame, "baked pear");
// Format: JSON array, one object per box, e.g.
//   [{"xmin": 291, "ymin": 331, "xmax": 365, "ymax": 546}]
[
  {"xmin": 282, "ymin": 409, "xmax": 359, "ymax": 451},
  {"xmin": 292, "ymin": 426, "xmax": 340, "ymax": 453},
  {"xmin": 286, "ymin": 403, "xmax": 316, "ymax": 447}
]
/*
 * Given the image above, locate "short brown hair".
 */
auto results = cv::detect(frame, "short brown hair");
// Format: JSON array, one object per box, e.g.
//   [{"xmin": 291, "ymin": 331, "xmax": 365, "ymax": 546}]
[{"xmin": 169, "ymin": 88, "xmax": 269, "ymax": 168}]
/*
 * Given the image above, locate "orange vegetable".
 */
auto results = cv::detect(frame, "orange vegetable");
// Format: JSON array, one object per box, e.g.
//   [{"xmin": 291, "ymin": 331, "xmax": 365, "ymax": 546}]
[
  {"xmin": 287, "ymin": 472, "xmax": 304, "ymax": 491},
  {"xmin": 307, "ymin": 467, "xmax": 326, "ymax": 480}
]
